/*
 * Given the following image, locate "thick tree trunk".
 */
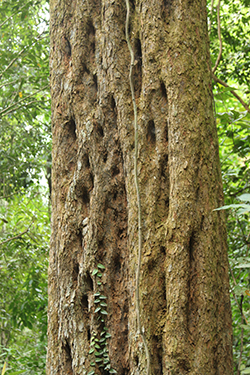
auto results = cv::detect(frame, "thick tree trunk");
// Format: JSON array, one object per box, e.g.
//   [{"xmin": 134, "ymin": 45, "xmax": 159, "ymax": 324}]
[{"xmin": 47, "ymin": 0, "xmax": 233, "ymax": 374}]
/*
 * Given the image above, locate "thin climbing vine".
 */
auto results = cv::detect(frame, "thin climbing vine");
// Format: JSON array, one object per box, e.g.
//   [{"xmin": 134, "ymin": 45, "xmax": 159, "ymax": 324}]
[{"xmin": 124, "ymin": 0, "xmax": 151, "ymax": 374}]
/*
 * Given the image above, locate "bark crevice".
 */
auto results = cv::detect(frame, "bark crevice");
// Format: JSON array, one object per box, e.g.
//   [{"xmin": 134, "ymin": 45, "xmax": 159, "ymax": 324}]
[{"xmin": 62, "ymin": 340, "xmax": 73, "ymax": 375}]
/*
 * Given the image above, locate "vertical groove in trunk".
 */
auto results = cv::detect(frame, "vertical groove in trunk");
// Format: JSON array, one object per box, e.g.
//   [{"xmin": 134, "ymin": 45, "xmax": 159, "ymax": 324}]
[{"xmin": 47, "ymin": 0, "xmax": 233, "ymax": 374}]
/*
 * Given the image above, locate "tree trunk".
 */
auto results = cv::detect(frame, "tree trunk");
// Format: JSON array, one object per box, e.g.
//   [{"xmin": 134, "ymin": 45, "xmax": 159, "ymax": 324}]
[{"xmin": 47, "ymin": 0, "xmax": 233, "ymax": 374}]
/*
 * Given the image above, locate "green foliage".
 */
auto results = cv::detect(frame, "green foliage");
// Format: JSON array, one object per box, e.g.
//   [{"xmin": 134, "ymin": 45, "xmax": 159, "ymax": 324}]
[
  {"xmin": 216, "ymin": 96, "xmax": 250, "ymax": 373},
  {"xmin": 215, "ymin": 194, "xmax": 250, "ymax": 214},
  {"xmin": 214, "ymin": 55, "xmax": 250, "ymax": 375},
  {"xmin": 209, "ymin": 0, "xmax": 250, "ymax": 371},
  {"xmin": 209, "ymin": 0, "xmax": 250, "ymax": 88},
  {"xmin": 0, "ymin": 0, "xmax": 50, "ymax": 119},
  {"xmin": 0, "ymin": 0, "xmax": 50, "ymax": 374},
  {"xmin": 0, "ymin": 0, "xmax": 50, "ymax": 198},
  {"xmin": 0, "ymin": 188, "xmax": 49, "ymax": 374}
]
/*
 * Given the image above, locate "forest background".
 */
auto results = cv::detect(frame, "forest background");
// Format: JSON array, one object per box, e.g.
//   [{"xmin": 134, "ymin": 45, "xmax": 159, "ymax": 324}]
[{"xmin": 0, "ymin": 0, "xmax": 249, "ymax": 374}]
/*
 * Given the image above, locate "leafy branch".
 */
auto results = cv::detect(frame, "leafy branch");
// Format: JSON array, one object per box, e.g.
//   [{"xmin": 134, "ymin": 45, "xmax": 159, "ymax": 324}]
[
  {"xmin": 212, "ymin": 74, "xmax": 250, "ymax": 114},
  {"xmin": 210, "ymin": 0, "xmax": 250, "ymax": 114},
  {"xmin": 0, "ymin": 1, "xmax": 31, "ymax": 28},
  {"xmin": 0, "ymin": 78, "xmax": 26, "ymax": 90},
  {"xmin": 0, "ymin": 30, "xmax": 48, "ymax": 80},
  {"xmin": 214, "ymin": 193, "xmax": 250, "ymax": 215},
  {"xmin": 0, "ymin": 85, "xmax": 49, "ymax": 118},
  {"xmin": 0, "ymin": 228, "xmax": 30, "ymax": 247}
]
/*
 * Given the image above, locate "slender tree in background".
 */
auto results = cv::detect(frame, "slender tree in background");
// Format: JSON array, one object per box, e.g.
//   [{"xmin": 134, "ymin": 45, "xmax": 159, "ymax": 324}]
[{"xmin": 47, "ymin": 0, "xmax": 233, "ymax": 374}]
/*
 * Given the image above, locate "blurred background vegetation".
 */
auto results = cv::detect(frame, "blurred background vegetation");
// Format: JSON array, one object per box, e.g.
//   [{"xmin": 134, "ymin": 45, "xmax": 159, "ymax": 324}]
[
  {"xmin": 0, "ymin": 0, "xmax": 50, "ymax": 374},
  {"xmin": 0, "ymin": 0, "xmax": 249, "ymax": 373}
]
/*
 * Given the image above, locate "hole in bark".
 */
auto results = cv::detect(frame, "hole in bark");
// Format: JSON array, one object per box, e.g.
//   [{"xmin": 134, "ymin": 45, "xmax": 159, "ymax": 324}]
[
  {"xmin": 87, "ymin": 20, "xmax": 95, "ymax": 37},
  {"xmin": 134, "ymin": 37, "xmax": 142, "ymax": 62},
  {"xmin": 73, "ymin": 261, "xmax": 79, "ymax": 283},
  {"xmin": 189, "ymin": 232, "xmax": 195, "ymax": 262},
  {"xmin": 161, "ymin": 0, "xmax": 172, "ymax": 18},
  {"xmin": 128, "ymin": 18, "xmax": 132, "ymax": 35},
  {"xmin": 103, "ymin": 151, "xmax": 108, "ymax": 163},
  {"xmin": 111, "ymin": 95, "xmax": 116, "ymax": 110},
  {"xmin": 163, "ymin": 0, "xmax": 173, "ymax": 6},
  {"xmin": 98, "ymin": 238, "xmax": 104, "ymax": 248},
  {"xmin": 165, "ymin": 197, "xmax": 169, "ymax": 208},
  {"xmin": 82, "ymin": 62, "xmax": 90, "ymax": 75},
  {"xmin": 77, "ymin": 229, "xmax": 83, "ymax": 248},
  {"xmin": 160, "ymin": 80, "xmax": 167, "ymax": 100},
  {"xmin": 68, "ymin": 118, "xmax": 77, "ymax": 141},
  {"xmin": 147, "ymin": 257, "xmax": 156, "ymax": 272},
  {"xmin": 62, "ymin": 340, "xmax": 73, "ymax": 375},
  {"xmin": 90, "ymin": 40, "xmax": 95, "ymax": 55},
  {"xmin": 134, "ymin": 38, "xmax": 142, "ymax": 99},
  {"xmin": 87, "ymin": 328, "xmax": 91, "ymax": 342},
  {"xmin": 162, "ymin": 275, "xmax": 166, "ymax": 302},
  {"xmin": 147, "ymin": 120, "xmax": 156, "ymax": 144},
  {"xmin": 81, "ymin": 293, "xmax": 88, "ymax": 310},
  {"xmin": 118, "ymin": 228, "xmax": 126, "ymax": 240},
  {"xmin": 97, "ymin": 123, "xmax": 104, "ymax": 138},
  {"xmin": 64, "ymin": 36, "xmax": 71, "ymax": 57},
  {"xmin": 83, "ymin": 154, "xmax": 90, "ymax": 168},
  {"xmin": 83, "ymin": 271, "xmax": 93, "ymax": 291},
  {"xmin": 153, "ymin": 335, "xmax": 163, "ymax": 375},
  {"xmin": 130, "ymin": 0, "xmax": 135, "ymax": 11},
  {"xmin": 134, "ymin": 355, "xmax": 139, "ymax": 366},
  {"xmin": 180, "ymin": 360, "xmax": 191, "ymax": 372},
  {"xmin": 81, "ymin": 186, "xmax": 90, "ymax": 204},
  {"xmin": 164, "ymin": 125, "xmax": 168, "ymax": 142},
  {"xmin": 160, "ymin": 154, "xmax": 168, "ymax": 177},
  {"xmin": 200, "ymin": 214, "xmax": 204, "ymax": 230},
  {"xmin": 111, "ymin": 164, "xmax": 120, "ymax": 177},
  {"xmin": 113, "ymin": 254, "xmax": 121, "ymax": 274},
  {"xmin": 160, "ymin": 246, "xmax": 166, "ymax": 255},
  {"xmin": 109, "ymin": 95, "xmax": 117, "ymax": 129},
  {"xmin": 86, "ymin": 19, "xmax": 95, "ymax": 53},
  {"xmin": 64, "ymin": 340, "xmax": 71, "ymax": 356},
  {"xmin": 93, "ymin": 73, "xmax": 98, "ymax": 92},
  {"xmin": 75, "ymin": 170, "xmax": 93, "ymax": 200}
]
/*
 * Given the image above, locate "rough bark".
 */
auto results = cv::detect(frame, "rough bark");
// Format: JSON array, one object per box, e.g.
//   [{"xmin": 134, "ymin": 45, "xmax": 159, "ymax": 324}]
[{"xmin": 47, "ymin": 0, "xmax": 233, "ymax": 374}]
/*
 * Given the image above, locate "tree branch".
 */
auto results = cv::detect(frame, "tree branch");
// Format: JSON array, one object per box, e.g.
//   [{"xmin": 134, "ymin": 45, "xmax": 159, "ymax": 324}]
[
  {"xmin": 0, "ymin": 228, "xmax": 29, "ymax": 246},
  {"xmin": 0, "ymin": 2, "xmax": 30, "ymax": 28},
  {"xmin": 0, "ymin": 31, "xmax": 48, "ymax": 80},
  {"xmin": 0, "ymin": 78, "xmax": 26, "ymax": 90},
  {"xmin": 229, "ymin": 266, "xmax": 248, "ymax": 325},
  {"xmin": 212, "ymin": 73, "xmax": 250, "ymax": 113},
  {"xmin": 0, "ymin": 86, "xmax": 49, "ymax": 117},
  {"xmin": 0, "ymin": 189, "xmax": 24, "ymax": 200},
  {"xmin": 229, "ymin": 186, "xmax": 250, "ymax": 198}
]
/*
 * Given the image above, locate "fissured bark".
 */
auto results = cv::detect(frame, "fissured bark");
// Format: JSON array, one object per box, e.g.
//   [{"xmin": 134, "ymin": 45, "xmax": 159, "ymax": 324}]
[{"xmin": 47, "ymin": 0, "xmax": 233, "ymax": 374}]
